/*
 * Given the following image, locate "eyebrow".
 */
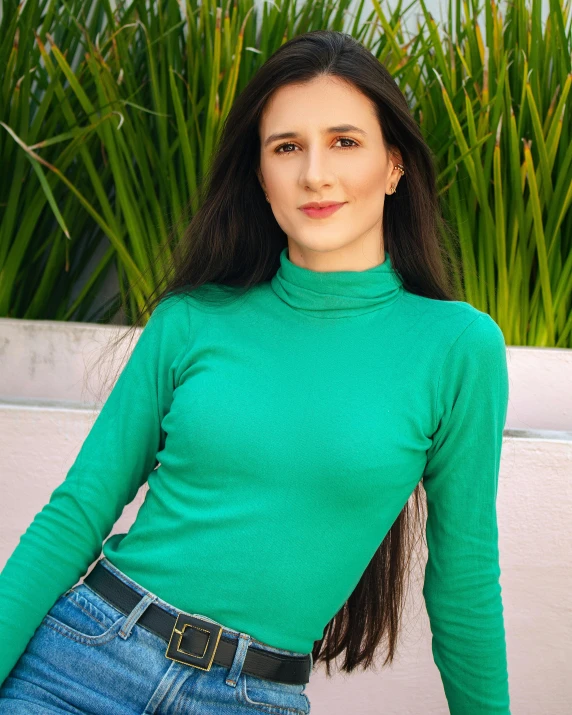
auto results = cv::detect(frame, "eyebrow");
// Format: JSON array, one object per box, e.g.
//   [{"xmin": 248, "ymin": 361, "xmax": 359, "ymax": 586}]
[{"xmin": 263, "ymin": 124, "xmax": 367, "ymax": 148}]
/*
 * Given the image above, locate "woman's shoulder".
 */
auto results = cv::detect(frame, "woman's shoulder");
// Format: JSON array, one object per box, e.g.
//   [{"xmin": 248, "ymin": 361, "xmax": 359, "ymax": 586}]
[
  {"xmin": 153, "ymin": 283, "xmax": 263, "ymax": 329},
  {"xmin": 399, "ymin": 290, "xmax": 505, "ymax": 352}
]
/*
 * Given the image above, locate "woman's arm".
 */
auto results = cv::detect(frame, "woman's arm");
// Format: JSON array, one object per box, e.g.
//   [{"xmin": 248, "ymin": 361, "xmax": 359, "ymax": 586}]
[
  {"xmin": 0, "ymin": 293, "xmax": 192, "ymax": 686},
  {"xmin": 422, "ymin": 313, "xmax": 511, "ymax": 714}
]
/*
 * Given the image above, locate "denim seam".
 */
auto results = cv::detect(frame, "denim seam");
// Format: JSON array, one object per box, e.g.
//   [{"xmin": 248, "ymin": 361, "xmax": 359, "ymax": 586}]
[
  {"xmin": 70, "ymin": 598, "xmax": 110, "ymax": 627},
  {"xmin": 240, "ymin": 676, "xmax": 308, "ymax": 715},
  {"xmin": 42, "ymin": 617, "xmax": 120, "ymax": 646}
]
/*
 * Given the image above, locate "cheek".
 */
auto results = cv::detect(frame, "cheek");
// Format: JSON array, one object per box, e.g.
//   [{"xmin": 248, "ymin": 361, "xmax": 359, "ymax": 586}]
[
  {"xmin": 262, "ymin": 159, "xmax": 292, "ymax": 190},
  {"xmin": 349, "ymin": 159, "xmax": 387, "ymax": 200}
]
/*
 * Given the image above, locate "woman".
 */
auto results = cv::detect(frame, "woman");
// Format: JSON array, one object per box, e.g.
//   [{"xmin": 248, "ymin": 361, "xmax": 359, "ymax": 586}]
[{"xmin": 0, "ymin": 29, "xmax": 511, "ymax": 714}]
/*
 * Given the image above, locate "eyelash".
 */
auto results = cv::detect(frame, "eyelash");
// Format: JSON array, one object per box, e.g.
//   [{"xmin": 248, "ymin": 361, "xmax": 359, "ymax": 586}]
[{"xmin": 274, "ymin": 137, "xmax": 359, "ymax": 154}]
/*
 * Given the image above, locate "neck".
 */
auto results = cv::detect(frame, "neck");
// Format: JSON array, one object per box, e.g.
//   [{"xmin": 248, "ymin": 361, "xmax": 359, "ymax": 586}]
[{"xmin": 270, "ymin": 246, "xmax": 403, "ymax": 319}]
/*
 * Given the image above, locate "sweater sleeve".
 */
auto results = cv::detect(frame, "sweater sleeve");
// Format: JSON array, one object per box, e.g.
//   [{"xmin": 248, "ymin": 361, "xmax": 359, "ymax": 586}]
[
  {"xmin": 421, "ymin": 313, "xmax": 511, "ymax": 714},
  {"xmin": 0, "ymin": 293, "xmax": 192, "ymax": 686}
]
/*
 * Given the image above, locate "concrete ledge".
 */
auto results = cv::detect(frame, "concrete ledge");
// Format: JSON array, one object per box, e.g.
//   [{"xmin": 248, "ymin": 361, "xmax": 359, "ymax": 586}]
[
  {"xmin": 1, "ymin": 317, "xmax": 571, "ymax": 430},
  {"xmin": 504, "ymin": 428, "xmax": 572, "ymax": 441},
  {"xmin": 0, "ymin": 316, "xmax": 135, "ymax": 405}
]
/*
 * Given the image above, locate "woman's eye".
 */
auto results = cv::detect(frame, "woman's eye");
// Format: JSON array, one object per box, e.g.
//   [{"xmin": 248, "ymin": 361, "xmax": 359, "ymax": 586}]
[
  {"xmin": 336, "ymin": 137, "xmax": 358, "ymax": 149},
  {"xmin": 274, "ymin": 137, "xmax": 358, "ymax": 154}
]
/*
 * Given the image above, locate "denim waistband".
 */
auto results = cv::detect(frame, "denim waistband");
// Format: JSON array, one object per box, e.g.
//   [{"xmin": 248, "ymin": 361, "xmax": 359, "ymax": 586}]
[{"xmin": 94, "ymin": 556, "xmax": 313, "ymax": 668}]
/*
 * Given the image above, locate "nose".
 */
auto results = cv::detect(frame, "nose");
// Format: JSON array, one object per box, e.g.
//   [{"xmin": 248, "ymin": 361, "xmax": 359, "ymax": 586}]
[{"xmin": 299, "ymin": 146, "xmax": 336, "ymax": 190}]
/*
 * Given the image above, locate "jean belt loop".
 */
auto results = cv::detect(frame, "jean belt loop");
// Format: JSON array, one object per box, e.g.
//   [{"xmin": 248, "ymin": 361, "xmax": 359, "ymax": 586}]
[
  {"xmin": 225, "ymin": 632, "xmax": 252, "ymax": 688},
  {"xmin": 118, "ymin": 591, "xmax": 158, "ymax": 640}
]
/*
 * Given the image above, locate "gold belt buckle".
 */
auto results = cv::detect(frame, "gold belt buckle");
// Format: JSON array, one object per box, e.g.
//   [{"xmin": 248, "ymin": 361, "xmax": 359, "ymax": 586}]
[{"xmin": 165, "ymin": 613, "xmax": 223, "ymax": 671}]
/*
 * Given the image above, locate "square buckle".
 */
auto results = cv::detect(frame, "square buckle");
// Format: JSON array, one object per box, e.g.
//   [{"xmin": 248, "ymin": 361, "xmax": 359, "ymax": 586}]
[{"xmin": 165, "ymin": 613, "xmax": 223, "ymax": 671}]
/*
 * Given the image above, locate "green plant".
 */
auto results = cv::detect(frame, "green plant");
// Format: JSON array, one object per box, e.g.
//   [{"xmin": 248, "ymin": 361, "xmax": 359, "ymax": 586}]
[
  {"xmin": 0, "ymin": 0, "xmax": 357, "ymax": 322},
  {"xmin": 1, "ymin": 0, "xmax": 571, "ymax": 346},
  {"xmin": 408, "ymin": 0, "xmax": 572, "ymax": 347}
]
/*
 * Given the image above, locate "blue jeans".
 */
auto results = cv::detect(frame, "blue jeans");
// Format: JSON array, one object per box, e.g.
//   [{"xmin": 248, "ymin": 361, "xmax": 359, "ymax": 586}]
[{"xmin": 0, "ymin": 557, "xmax": 312, "ymax": 714}]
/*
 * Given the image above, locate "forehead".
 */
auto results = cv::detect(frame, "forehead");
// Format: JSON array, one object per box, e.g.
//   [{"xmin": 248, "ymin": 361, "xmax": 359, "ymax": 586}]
[{"xmin": 259, "ymin": 76, "xmax": 378, "ymax": 133}]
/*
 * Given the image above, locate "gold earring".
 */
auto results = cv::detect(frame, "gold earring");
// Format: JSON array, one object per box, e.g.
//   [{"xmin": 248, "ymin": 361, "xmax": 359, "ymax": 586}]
[
  {"xmin": 264, "ymin": 192, "xmax": 269, "ymax": 202},
  {"xmin": 389, "ymin": 164, "xmax": 404, "ymax": 194}
]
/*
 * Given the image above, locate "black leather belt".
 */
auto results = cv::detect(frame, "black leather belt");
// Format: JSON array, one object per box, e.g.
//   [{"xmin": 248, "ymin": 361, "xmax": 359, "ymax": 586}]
[{"xmin": 83, "ymin": 561, "xmax": 312, "ymax": 685}]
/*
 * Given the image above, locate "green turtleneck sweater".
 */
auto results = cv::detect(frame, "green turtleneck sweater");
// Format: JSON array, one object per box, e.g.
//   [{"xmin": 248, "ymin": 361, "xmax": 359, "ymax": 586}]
[{"xmin": 0, "ymin": 248, "xmax": 510, "ymax": 712}]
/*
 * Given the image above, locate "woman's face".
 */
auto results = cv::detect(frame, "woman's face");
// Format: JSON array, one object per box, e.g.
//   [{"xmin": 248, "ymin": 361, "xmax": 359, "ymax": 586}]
[{"xmin": 257, "ymin": 74, "xmax": 403, "ymax": 270}]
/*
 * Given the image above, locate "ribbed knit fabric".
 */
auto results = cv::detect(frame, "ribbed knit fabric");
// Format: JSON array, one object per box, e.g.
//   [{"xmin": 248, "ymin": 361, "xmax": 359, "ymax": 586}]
[{"xmin": 0, "ymin": 247, "xmax": 511, "ymax": 712}]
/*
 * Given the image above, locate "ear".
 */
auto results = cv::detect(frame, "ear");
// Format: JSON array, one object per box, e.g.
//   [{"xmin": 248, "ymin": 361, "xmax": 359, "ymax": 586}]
[
  {"xmin": 385, "ymin": 150, "xmax": 405, "ymax": 196},
  {"xmin": 390, "ymin": 150, "xmax": 404, "ymax": 171},
  {"xmin": 256, "ymin": 168, "xmax": 266, "ymax": 193}
]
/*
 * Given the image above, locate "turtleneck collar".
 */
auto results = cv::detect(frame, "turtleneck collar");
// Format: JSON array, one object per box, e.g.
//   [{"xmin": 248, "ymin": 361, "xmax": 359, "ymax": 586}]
[{"xmin": 270, "ymin": 246, "xmax": 403, "ymax": 319}]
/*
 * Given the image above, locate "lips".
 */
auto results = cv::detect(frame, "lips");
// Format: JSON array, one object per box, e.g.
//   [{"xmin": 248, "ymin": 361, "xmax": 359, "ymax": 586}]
[
  {"xmin": 300, "ymin": 202, "xmax": 343, "ymax": 209},
  {"xmin": 300, "ymin": 203, "xmax": 346, "ymax": 218}
]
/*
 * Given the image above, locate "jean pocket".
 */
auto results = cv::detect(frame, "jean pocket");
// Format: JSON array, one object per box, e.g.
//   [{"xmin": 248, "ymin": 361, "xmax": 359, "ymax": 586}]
[
  {"xmin": 41, "ymin": 582, "xmax": 125, "ymax": 645},
  {"xmin": 238, "ymin": 672, "xmax": 310, "ymax": 715}
]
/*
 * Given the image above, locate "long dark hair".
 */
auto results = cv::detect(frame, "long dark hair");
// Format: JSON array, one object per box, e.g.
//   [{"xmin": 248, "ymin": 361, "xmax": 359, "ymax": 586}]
[{"xmin": 94, "ymin": 29, "xmax": 460, "ymax": 677}]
